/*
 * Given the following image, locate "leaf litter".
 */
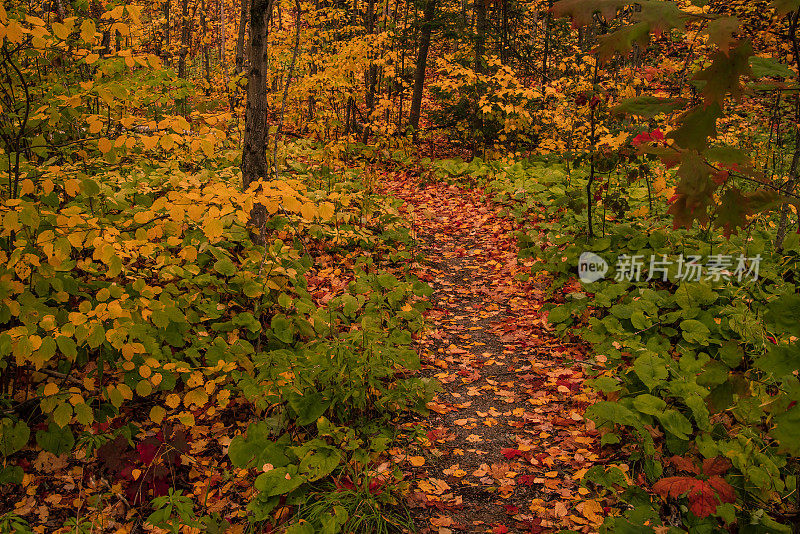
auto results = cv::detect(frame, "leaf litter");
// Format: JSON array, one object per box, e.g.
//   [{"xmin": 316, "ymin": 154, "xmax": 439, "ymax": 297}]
[{"xmin": 382, "ymin": 177, "xmax": 610, "ymax": 533}]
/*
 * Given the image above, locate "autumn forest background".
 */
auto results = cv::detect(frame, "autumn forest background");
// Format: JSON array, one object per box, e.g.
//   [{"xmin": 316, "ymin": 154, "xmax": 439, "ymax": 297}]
[{"xmin": 2, "ymin": 0, "xmax": 800, "ymax": 532}]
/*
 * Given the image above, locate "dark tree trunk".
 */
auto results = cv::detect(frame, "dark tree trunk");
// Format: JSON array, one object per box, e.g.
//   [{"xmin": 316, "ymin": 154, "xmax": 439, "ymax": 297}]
[
  {"xmin": 242, "ymin": 0, "xmax": 275, "ymax": 204},
  {"xmin": 201, "ymin": 0, "xmax": 212, "ymax": 93},
  {"xmin": 475, "ymin": 0, "xmax": 486, "ymax": 74},
  {"xmin": 362, "ymin": 0, "xmax": 377, "ymax": 144},
  {"xmin": 409, "ymin": 0, "xmax": 436, "ymax": 143},
  {"xmin": 163, "ymin": 0, "xmax": 171, "ymax": 65},
  {"xmin": 235, "ymin": 0, "xmax": 249, "ymax": 73},
  {"xmin": 178, "ymin": 0, "xmax": 190, "ymax": 78}
]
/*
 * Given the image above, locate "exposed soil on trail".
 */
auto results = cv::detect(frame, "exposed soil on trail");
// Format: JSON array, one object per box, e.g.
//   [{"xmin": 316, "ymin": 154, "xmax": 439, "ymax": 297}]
[{"xmin": 382, "ymin": 178, "xmax": 608, "ymax": 534}]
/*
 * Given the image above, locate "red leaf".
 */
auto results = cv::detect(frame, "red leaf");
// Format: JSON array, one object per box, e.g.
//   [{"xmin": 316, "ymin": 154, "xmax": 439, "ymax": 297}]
[
  {"xmin": 702, "ymin": 456, "xmax": 732, "ymax": 476},
  {"xmin": 654, "ymin": 476, "xmax": 732, "ymax": 518},
  {"xmin": 492, "ymin": 526, "xmax": 509, "ymax": 534},
  {"xmin": 707, "ymin": 475, "xmax": 736, "ymax": 504},
  {"xmin": 669, "ymin": 456, "xmax": 700, "ymax": 474},
  {"xmin": 501, "ymin": 448, "xmax": 523, "ymax": 459},
  {"xmin": 653, "ymin": 476, "xmax": 706, "ymax": 499},
  {"xmin": 518, "ymin": 474, "xmax": 536, "ymax": 486},
  {"xmin": 687, "ymin": 484, "xmax": 719, "ymax": 518}
]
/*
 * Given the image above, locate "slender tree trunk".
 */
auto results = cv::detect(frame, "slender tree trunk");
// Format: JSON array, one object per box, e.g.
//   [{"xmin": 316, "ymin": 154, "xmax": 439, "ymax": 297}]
[
  {"xmin": 163, "ymin": 0, "xmax": 171, "ymax": 65},
  {"xmin": 220, "ymin": 0, "xmax": 229, "ymax": 85},
  {"xmin": 202, "ymin": 0, "xmax": 212, "ymax": 92},
  {"xmin": 242, "ymin": 0, "xmax": 275, "ymax": 203},
  {"xmin": 235, "ymin": 0, "xmax": 249, "ymax": 72},
  {"xmin": 475, "ymin": 0, "xmax": 486, "ymax": 74},
  {"xmin": 397, "ymin": 0, "xmax": 410, "ymax": 130},
  {"xmin": 362, "ymin": 0, "xmax": 377, "ymax": 144},
  {"xmin": 409, "ymin": 0, "xmax": 436, "ymax": 143},
  {"xmin": 178, "ymin": 0, "xmax": 190, "ymax": 78},
  {"xmin": 542, "ymin": 0, "xmax": 554, "ymax": 83}
]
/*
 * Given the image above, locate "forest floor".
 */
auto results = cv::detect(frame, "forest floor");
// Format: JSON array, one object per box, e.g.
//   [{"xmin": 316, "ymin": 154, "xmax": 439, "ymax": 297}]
[{"xmin": 382, "ymin": 176, "xmax": 609, "ymax": 534}]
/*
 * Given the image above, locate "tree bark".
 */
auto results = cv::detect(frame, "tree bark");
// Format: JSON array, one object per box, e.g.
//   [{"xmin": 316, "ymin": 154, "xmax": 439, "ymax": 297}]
[
  {"xmin": 474, "ymin": 0, "xmax": 486, "ymax": 74},
  {"xmin": 220, "ymin": 0, "xmax": 229, "ymax": 85},
  {"xmin": 409, "ymin": 0, "xmax": 436, "ymax": 143},
  {"xmin": 235, "ymin": 0, "xmax": 249, "ymax": 73},
  {"xmin": 202, "ymin": 0, "xmax": 212, "ymax": 92},
  {"xmin": 242, "ymin": 0, "xmax": 275, "ymax": 202},
  {"xmin": 362, "ymin": 0, "xmax": 377, "ymax": 144},
  {"xmin": 178, "ymin": 0, "xmax": 190, "ymax": 78}
]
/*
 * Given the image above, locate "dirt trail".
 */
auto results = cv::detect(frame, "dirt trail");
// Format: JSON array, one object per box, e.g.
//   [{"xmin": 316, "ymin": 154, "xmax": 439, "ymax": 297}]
[{"xmin": 383, "ymin": 178, "xmax": 605, "ymax": 534}]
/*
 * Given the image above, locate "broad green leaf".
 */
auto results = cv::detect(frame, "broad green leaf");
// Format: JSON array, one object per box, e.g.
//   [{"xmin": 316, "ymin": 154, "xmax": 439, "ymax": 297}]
[
  {"xmin": 633, "ymin": 352, "xmax": 669, "ymax": 390},
  {"xmin": 0, "ymin": 418, "xmax": 30, "ymax": 457},
  {"xmin": 612, "ymin": 96, "xmax": 687, "ymax": 118},
  {"xmin": 254, "ymin": 465, "xmax": 305, "ymax": 497},
  {"xmin": 36, "ymin": 422, "xmax": 74, "ymax": 455},
  {"xmin": 750, "ymin": 56, "xmax": 794, "ymax": 79}
]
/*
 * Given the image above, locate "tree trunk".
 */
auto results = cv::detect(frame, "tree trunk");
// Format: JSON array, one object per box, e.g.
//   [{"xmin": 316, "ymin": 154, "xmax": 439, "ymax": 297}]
[
  {"xmin": 475, "ymin": 0, "xmax": 486, "ymax": 74},
  {"xmin": 178, "ymin": 0, "xmax": 190, "ymax": 78},
  {"xmin": 542, "ymin": 0, "xmax": 554, "ymax": 83},
  {"xmin": 362, "ymin": 0, "xmax": 377, "ymax": 144},
  {"xmin": 235, "ymin": 0, "xmax": 249, "ymax": 73},
  {"xmin": 202, "ymin": 0, "xmax": 212, "ymax": 92},
  {"xmin": 242, "ymin": 0, "xmax": 275, "ymax": 205},
  {"xmin": 220, "ymin": 0, "xmax": 229, "ymax": 85},
  {"xmin": 163, "ymin": 0, "xmax": 171, "ymax": 65},
  {"xmin": 409, "ymin": 0, "xmax": 436, "ymax": 143}
]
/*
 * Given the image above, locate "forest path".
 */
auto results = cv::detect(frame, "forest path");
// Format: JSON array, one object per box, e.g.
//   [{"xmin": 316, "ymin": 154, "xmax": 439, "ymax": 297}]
[{"xmin": 382, "ymin": 177, "xmax": 605, "ymax": 534}]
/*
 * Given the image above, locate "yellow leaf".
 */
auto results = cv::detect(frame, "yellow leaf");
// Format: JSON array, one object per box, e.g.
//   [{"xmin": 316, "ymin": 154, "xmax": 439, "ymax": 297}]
[
  {"xmin": 43, "ymin": 382, "xmax": 59, "ymax": 396},
  {"xmin": 160, "ymin": 134, "xmax": 175, "ymax": 151},
  {"xmin": 97, "ymin": 137, "xmax": 112, "ymax": 154},
  {"xmin": 20, "ymin": 179, "xmax": 34, "ymax": 195},
  {"xmin": 318, "ymin": 202, "xmax": 335, "ymax": 219},
  {"xmin": 409, "ymin": 456, "xmax": 425, "ymax": 467},
  {"xmin": 5, "ymin": 21, "xmax": 23, "ymax": 44},
  {"xmin": 85, "ymin": 53, "xmax": 99, "ymax": 64},
  {"xmin": 165, "ymin": 393, "xmax": 181, "ymax": 409},
  {"xmin": 51, "ymin": 22, "xmax": 69, "ymax": 40},
  {"xmin": 184, "ymin": 387, "xmax": 209, "ymax": 408},
  {"xmin": 149, "ymin": 405, "xmax": 166, "ymax": 424},
  {"xmin": 142, "ymin": 135, "xmax": 159, "ymax": 150},
  {"xmin": 80, "ymin": 19, "xmax": 95, "ymax": 44}
]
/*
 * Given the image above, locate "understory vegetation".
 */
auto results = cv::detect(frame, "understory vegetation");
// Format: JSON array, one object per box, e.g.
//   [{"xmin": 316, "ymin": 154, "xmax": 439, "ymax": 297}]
[{"xmin": 2, "ymin": 0, "xmax": 800, "ymax": 532}]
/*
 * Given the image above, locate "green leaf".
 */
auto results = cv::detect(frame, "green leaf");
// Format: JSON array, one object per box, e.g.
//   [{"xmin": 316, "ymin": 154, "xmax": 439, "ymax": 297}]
[
  {"xmin": 772, "ymin": 405, "xmax": 800, "ymax": 455},
  {"xmin": 613, "ymin": 96, "xmax": 687, "ymax": 118},
  {"xmin": 773, "ymin": 0, "xmax": 800, "ymax": 16},
  {"xmin": 213, "ymin": 259, "xmax": 237, "ymax": 277},
  {"xmin": 595, "ymin": 23, "xmax": 650, "ymax": 60},
  {"xmin": 288, "ymin": 391, "xmax": 331, "ymax": 426},
  {"xmin": 633, "ymin": 394, "xmax": 667, "ymax": 415},
  {"xmin": 706, "ymin": 16, "xmax": 739, "ymax": 51},
  {"xmin": 0, "ymin": 465, "xmax": 24, "ymax": 484},
  {"xmin": 668, "ymin": 105, "xmax": 721, "ymax": 151},
  {"xmin": 755, "ymin": 343, "xmax": 800, "ymax": 377},
  {"xmin": 228, "ymin": 421, "xmax": 290, "ymax": 469},
  {"xmin": 693, "ymin": 41, "xmax": 754, "ymax": 104},
  {"xmin": 750, "ymin": 56, "xmax": 794, "ymax": 79},
  {"xmin": 53, "ymin": 402, "xmax": 73, "ymax": 428},
  {"xmin": 681, "ymin": 319, "xmax": 711, "ymax": 345},
  {"xmin": 633, "ymin": 352, "xmax": 669, "ymax": 390},
  {"xmin": 552, "ymin": 0, "xmax": 628, "ymax": 26},
  {"xmin": 766, "ymin": 294, "xmax": 800, "ymax": 336},
  {"xmin": 657, "ymin": 409, "xmax": 693, "ymax": 440},
  {"xmin": 299, "ymin": 447, "xmax": 341, "ymax": 481},
  {"xmin": 0, "ymin": 418, "xmax": 30, "ymax": 457},
  {"xmin": 377, "ymin": 273, "xmax": 398, "ymax": 289},
  {"xmin": 548, "ymin": 305, "xmax": 572, "ymax": 324},
  {"xmin": 36, "ymin": 422, "xmax": 74, "ymax": 455},
  {"xmin": 254, "ymin": 465, "xmax": 306, "ymax": 497},
  {"xmin": 56, "ymin": 336, "xmax": 77, "ymax": 360}
]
